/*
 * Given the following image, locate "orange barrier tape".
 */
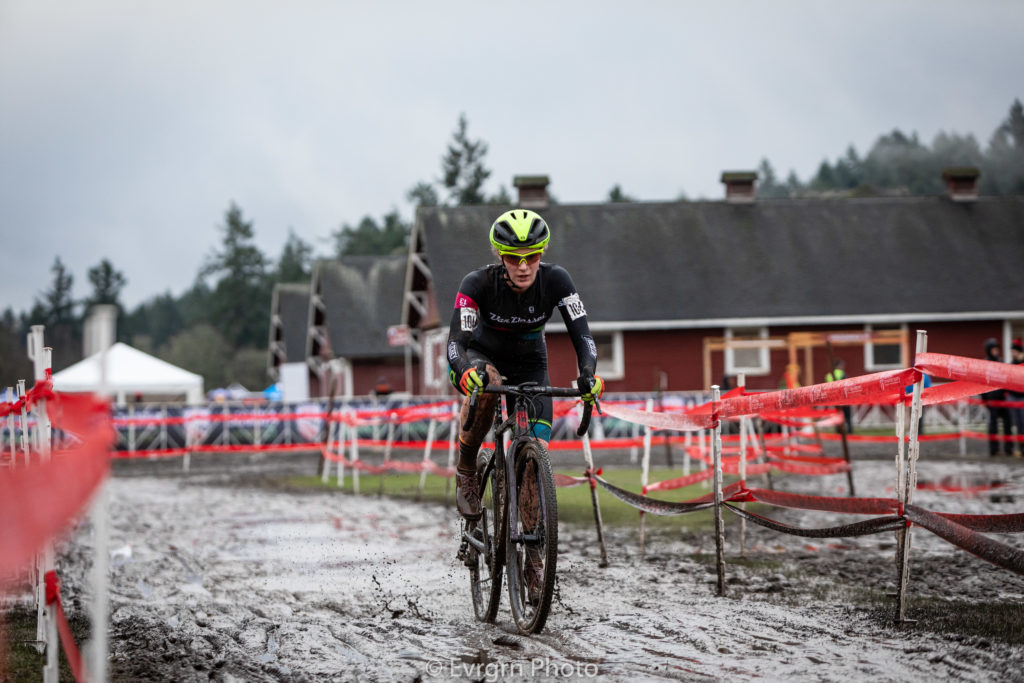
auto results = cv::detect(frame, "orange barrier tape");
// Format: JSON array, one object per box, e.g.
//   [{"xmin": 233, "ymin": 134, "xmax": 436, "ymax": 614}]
[
  {"xmin": 600, "ymin": 402, "xmax": 715, "ymax": 432},
  {"xmin": 320, "ymin": 448, "xmax": 456, "ymax": 478},
  {"xmin": 45, "ymin": 570, "xmax": 90, "ymax": 683},
  {"xmin": 915, "ymin": 352, "xmax": 1024, "ymax": 394},
  {"xmin": 961, "ymin": 430, "xmax": 1024, "ymax": 443},
  {"xmin": 917, "ymin": 380, "xmax": 1002, "ymax": 406},
  {"xmin": 971, "ymin": 398, "xmax": 1024, "ymax": 408},
  {"xmin": 553, "ymin": 472, "xmax": 591, "ymax": 488},
  {"xmin": 0, "ymin": 392, "xmax": 113, "ymax": 576},
  {"xmin": 644, "ymin": 468, "xmax": 714, "ymax": 493},
  {"xmin": 720, "ymin": 369, "xmax": 919, "ymax": 418}
]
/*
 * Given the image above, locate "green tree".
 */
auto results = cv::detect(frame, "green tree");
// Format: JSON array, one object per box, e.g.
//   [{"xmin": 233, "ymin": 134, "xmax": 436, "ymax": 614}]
[
  {"xmin": 487, "ymin": 185, "xmax": 512, "ymax": 205},
  {"xmin": 785, "ymin": 171, "xmax": 802, "ymax": 195},
  {"xmin": 160, "ymin": 324, "xmax": 232, "ymax": 389},
  {"xmin": 441, "ymin": 113, "xmax": 491, "ymax": 205},
  {"xmin": 756, "ymin": 159, "xmax": 789, "ymax": 198},
  {"xmin": 85, "ymin": 258, "xmax": 127, "ymax": 312},
  {"xmin": 406, "ymin": 181, "xmax": 440, "ymax": 207},
  {"xmin": 122, "ymin": 291, "xmax": 185, "ymax": 350},
  {"xmin": 275, "ymin": 228, "xmax": 314, "ymax": 282},
  {"xmin": 29, "ymin": 257, "xmax": 80, "ymax": 370},
  {"xmin": 332, "ymin": 210, "xmax": 409, "ymax": 257},
  {"xmin": 607, "ymin": 184, "xmax": 635, "ymax": 202},
  {"xmin": 833, "ymin": 145, "xmax": 864, "ymax": 190},
  {"xmin": 0, "ymin": 308, "xmax": 33, "ymax": 386},
  {"xmin": 861, "ymin": 130, "xmax": 938, "ymax": 194},
  {"xmin": 200, "ymin": 203, "xmax": 272, "ymax": 349},
  {"xmin": 810, "ymin": 160, "xmax": 836, "ymax": 191},
  {"xmin": 985, "ymin": 99, "xmax": 1024, "ymax": 194},
  {"xmin": 226, "ymin": 348, "xmax": 270, "ymax": 389},
  {"xmin": 37, "ymin": 257, "xmax": 76, "ymax": 326}
]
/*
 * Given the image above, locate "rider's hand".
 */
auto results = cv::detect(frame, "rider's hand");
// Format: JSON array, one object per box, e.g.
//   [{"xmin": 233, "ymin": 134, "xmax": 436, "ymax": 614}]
[
  {"xmin": 459, "ymin": 361, "xmax": 489, "ymax": 395},
  {"xmin": 577, "ymin": 373, "xmax": 604, "ymax": 405}
]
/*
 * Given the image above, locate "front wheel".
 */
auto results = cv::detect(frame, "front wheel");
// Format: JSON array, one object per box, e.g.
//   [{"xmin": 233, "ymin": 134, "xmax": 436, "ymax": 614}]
[
  {"xmin": 469, "ymin": 449, "xmax": 504, "ymax": 622},
  {"xmin": 506, "ymin": 442, "xmax": 558, "ymax": 634}
]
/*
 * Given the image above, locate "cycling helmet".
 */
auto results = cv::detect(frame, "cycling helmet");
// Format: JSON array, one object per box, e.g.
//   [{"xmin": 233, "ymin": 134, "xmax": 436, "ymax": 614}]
[{"xmin": 489, "ymin": 209, "xmax": 550, "ymax": 253}]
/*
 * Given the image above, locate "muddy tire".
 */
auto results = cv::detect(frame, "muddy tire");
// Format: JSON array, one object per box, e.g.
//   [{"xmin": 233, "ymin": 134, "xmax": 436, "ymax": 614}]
[
  {"xmin": 470, "ymin": 449, "xmax": 504, "ymax": 622},
  {"xmin": 506, "ymin": 442, "xmax": 558, "ymax": 634}
]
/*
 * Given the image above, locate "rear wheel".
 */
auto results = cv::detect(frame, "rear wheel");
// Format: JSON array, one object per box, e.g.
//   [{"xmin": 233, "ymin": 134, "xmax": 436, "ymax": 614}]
[
  {"xmin": 469, "ymin": 449, "xmax": 504, "ymax": 622},
  {"xmin": 506, "ymin": 441, "xmax": 558, "ymax": 633}
]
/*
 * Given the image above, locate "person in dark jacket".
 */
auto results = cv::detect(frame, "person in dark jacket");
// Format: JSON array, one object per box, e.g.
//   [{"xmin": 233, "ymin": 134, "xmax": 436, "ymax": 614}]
[
  {"xmin": 1010, "ymin": 338, "xmax": 1024, "ymax": 457},
  {"xmin": 981, "ymin": 338, "xmax": 1012, "ymax": 456},
  {"xmin": 825, "ymin": 358, "xmax": 853, "ymax": 434}
]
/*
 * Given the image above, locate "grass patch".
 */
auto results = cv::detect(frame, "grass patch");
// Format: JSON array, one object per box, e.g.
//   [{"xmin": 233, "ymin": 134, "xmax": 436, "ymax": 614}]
[
  {"xmin": 1, "ymin": 606, "xmax": 88, "ymax": 682},
  {"xmin": 286, "ymin": 468, "xmax": 742, "ymax": 531}
]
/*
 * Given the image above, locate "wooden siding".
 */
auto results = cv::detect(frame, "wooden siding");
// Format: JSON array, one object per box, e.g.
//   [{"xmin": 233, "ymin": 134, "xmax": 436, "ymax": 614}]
[{"xmin": 548, "ymin": 320, "xmax": 1009, "ymax": 393}]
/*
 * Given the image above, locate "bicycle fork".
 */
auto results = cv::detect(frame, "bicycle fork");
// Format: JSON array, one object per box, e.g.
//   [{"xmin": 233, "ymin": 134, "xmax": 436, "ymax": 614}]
[{"xmin": 505, "ymin": 437, "xmax": 542, "ymax": 547}]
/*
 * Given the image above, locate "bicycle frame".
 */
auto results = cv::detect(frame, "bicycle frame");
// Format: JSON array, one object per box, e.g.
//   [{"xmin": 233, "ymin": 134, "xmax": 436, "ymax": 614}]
[
  {"xmin": 471, "ymin": 383, "xmax": 592, "ymax": 544},
  {"xmin": 461, "ymin": 380, "xmax": 597, "ymax": 632}
]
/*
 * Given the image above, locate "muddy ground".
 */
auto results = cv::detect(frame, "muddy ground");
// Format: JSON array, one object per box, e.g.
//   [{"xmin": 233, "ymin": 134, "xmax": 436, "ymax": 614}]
[{"xmin": 12, "ymin": 448, "xmax": 1024, "ymax": 681}]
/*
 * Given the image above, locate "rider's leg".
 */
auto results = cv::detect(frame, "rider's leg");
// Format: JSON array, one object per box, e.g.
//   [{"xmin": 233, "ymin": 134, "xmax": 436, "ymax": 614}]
[
  {"xmin": 457, "ymin": 363, "xmax": 501, "ymax": 470},
  {"xmin": 455, "ymin": 363, "xmax": 500, "ymax": 520}
]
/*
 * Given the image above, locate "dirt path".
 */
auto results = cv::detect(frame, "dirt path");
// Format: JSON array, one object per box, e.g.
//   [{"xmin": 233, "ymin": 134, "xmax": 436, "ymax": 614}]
[{"xmin": 52, "ymin": 458, "xmax": 1024, "ymax": 681}]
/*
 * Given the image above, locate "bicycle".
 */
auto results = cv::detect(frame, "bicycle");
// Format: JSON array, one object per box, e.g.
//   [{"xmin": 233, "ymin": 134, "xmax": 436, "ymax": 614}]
[{"xmin": 457, "ymin": 379, "xmax": 594, "ymax": 634}]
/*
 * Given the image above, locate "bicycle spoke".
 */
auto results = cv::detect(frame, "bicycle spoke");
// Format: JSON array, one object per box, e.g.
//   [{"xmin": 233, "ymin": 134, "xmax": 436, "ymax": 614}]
[
  {"xmin": 506, "ymin": 442, "xmax": 558, "ymax": 634},
  {"xmin": 469, "ymin": 449, "xmax": 503, "ymax": 622}
]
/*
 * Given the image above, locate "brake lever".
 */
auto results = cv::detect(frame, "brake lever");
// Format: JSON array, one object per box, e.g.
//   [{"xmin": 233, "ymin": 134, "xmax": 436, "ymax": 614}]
[{"xmin": 462, "ymin": 386, "xmax": 480, "ymax": 432}]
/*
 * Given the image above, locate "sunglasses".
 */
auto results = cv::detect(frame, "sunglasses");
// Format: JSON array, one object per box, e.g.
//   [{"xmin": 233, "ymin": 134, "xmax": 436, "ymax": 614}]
[{"xmin": 500, "ymin": 250, "xmax": 543, "ymax": 267}]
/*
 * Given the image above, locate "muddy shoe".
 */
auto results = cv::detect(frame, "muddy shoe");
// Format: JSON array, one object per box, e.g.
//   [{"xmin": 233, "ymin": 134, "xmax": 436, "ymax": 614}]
[{"xmin": 456, "ymin": 469, "xmax": 482, "ymax": 521}]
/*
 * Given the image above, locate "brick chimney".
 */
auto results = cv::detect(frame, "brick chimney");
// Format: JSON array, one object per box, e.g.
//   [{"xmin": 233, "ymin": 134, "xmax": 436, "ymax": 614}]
[
  {"xmin": 720, "ymin": 171, "xmax": 758, "ymax": 203},
  {"xmin": 941, "ymin": 167, "xmax": 980, "ymax": 202},
  {"xmin": 513, "ymin": 175, "xmax": 550, "ymax": 208}
]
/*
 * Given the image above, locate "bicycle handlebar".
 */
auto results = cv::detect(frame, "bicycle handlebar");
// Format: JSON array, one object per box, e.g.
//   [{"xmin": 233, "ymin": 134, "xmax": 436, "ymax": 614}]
[{"xmin": 460, "ymin": 382, "xmax": 598, "ymax": 436}]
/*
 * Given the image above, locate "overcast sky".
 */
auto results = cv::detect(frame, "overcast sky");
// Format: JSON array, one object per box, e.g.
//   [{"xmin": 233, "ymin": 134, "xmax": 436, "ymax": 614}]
[{"xmin": 2, "ymin": 1, "xmax": 1022, "ymax": 316}]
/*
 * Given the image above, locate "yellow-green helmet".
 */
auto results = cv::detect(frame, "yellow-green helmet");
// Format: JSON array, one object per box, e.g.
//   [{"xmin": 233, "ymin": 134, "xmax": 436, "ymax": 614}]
[{"xmin": 489, "ymin": 209, "xmax": 550, "ymax": 253}]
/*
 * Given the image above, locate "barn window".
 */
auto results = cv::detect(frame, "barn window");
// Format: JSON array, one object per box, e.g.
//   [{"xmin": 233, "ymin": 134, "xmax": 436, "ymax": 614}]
[
  {"xmin": 593, "ymin": 331, "xmax": 624, "ymax": 380},
  {"xmin": 865, "ymin": 323, "xmax": 905, "ymax": 370},
  {"xmin": 725, "ymin": 327, "xmax": 770, "ymax": 376}
]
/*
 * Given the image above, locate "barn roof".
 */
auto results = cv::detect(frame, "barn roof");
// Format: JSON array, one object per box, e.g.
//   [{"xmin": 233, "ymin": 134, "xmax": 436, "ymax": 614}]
[
  {"xmin": 313, "ymin": 254, "xmax": 407, "ymax": 359},
  {"xmin": 414, "ymin": 196, "xmax": 1024, "ymax": 329},
  {"xmin": 270, "ymin": 283, "xmax": 310, "ymax": 363}
]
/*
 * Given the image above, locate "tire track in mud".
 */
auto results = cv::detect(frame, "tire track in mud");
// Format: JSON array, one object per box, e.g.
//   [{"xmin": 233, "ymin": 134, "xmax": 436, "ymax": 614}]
[{"xmin": 49, "ymin": 460, "xmax": 1024, "ymax": 681}]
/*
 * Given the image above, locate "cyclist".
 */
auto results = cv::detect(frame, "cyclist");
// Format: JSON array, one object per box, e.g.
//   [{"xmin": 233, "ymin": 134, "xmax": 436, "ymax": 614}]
[{"xmin": 447, "ymin": 209, "xmax": 604, "ymax": 525}]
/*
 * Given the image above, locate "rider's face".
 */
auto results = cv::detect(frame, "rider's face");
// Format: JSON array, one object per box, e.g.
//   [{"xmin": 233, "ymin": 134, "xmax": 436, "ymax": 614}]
[{"xmin": 501, "ymin": 250, "xmax": 542, "ymax": 291}]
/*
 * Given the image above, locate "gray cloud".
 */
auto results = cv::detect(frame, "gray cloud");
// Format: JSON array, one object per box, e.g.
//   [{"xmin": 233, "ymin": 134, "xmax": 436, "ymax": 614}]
[{"xmin": 2, "ymin": 0, "xmax": 1022, "ymax": 314}]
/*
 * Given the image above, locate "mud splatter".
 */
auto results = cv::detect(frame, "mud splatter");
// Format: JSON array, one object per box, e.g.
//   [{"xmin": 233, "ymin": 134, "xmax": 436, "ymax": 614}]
[{"xmin": 37, "ymin": 455, "xmax": 1024, "ymax": 681}]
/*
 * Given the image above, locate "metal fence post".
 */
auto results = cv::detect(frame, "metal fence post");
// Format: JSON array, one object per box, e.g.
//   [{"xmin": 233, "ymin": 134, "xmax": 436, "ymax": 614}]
[{"xmin": 712, "ymin": 385, "xmax": 726, "ymax": 597}]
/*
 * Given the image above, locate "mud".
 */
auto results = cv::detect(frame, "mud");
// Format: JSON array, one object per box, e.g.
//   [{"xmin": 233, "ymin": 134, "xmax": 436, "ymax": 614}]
[{"xmin": 40, "ymin": 455, "xmax": 1024, "ymax": 681}]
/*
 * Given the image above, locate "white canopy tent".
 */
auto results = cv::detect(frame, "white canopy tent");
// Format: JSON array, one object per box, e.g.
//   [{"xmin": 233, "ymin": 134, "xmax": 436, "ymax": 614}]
[{"xmin": 52, "ymin": 342, "xmax": 204, "ymax": 405}]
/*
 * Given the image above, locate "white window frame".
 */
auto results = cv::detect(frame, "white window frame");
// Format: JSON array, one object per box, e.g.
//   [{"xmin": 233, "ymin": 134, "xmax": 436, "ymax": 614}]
[
  {"xmin": 864, "ymin": 323, "xmax": 906, "ymax": 370},
  {"xmin": 422, "ymin": 328, "xmax": 449, "ymax": 391},
  {"xmin": 725, "ymin": 326, "xmax": 770, "ymax": 376},
  {"xmin": 1005, "ymin": 319, "xmax": 1024, "ymax": 360},
  {"xmin": 593, "ymin": 331, "xmax": 624, "ymax": 381}
]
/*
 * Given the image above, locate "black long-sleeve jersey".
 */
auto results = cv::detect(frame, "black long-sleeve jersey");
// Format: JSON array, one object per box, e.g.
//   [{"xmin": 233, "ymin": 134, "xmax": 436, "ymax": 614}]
[{"xmin": 446, "ymin": 263, "xmax": 598, "ymax": 385}]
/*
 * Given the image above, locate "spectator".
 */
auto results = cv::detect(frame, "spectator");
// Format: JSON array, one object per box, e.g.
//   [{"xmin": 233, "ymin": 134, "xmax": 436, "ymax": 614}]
[
  {"xmin": 981, "ymin": 338, "xmax": 1012, "ymax": 456},
  {"xmin": 372, "ymin": 377, "xmax": 394, "ymax": 398},
  {"xmin": 1010, "ymin": 338, "xmax": 1024, "ymax": 457},
  {"xmin": 825, "ymin": 358, "xmax": 853, "ymax": 434},
  {"xmin": 779, "ymin": 363, "xmax": 801, "ymax": 390}
]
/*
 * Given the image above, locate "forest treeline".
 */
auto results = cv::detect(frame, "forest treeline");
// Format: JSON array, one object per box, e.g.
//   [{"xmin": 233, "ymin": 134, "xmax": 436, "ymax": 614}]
[{"xmin": 1, "ymin": 100, "xmax": 1022, "ymax": 390}]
